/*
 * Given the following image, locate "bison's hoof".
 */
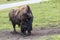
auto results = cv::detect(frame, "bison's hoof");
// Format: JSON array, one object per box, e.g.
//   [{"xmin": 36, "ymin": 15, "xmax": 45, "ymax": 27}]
[
  {"xmin": 20, "ymin": 33, "xmax": 27, "ymax": 37},
  {"xmin": 27, "ymin": 33, "xmax": 31, "ymax": 36},
  {"xmin": 11, "ymin": 31, "xmax": 18, "ymax": 34},
  {"xmin": 27, "ymin": 31, "xmax": 31, "ymax": 36}
]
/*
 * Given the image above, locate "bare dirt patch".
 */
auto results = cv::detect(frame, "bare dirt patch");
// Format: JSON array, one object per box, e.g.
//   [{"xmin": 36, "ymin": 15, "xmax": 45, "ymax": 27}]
[{"xmin": 0, "ymin": 27, "xmax": 60, "ymax": 40}]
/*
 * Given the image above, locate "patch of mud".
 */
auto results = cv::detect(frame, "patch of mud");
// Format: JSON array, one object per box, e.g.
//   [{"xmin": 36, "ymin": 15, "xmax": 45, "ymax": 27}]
[{"xmin": 0, "ymin": 27, "xmax": 60, "ymax": 40}]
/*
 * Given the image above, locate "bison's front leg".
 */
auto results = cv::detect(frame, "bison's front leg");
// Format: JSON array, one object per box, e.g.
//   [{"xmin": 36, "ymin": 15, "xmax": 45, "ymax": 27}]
[
  {"xmin": 21, "ymin": 26, "xmax": 26, "ymax": 35},
  {"xmin": 27, "ymin": 25, "xmax": 32, "ymax": 36},
  {"xmin": 27, "ymin": 17, "xmax": 33, "ymax": 35}
]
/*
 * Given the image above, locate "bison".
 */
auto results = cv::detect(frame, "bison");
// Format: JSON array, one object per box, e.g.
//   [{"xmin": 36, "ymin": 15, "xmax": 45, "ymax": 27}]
[{"xmin": 9, "ymin": 5, "xmax": 33, "ymax": 36}]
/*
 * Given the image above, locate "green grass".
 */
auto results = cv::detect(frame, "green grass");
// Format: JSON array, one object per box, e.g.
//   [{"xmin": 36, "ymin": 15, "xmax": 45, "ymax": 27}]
[
  {"xmin": 0, "ymin": 0, "xmax": 24, "ymax": 4},
  {"xmin": 0, "ymin": 0, "xmax": 60, "ymax": 40},
  {"xmin": 0, "ymin": 0, "xmax": 60, "ymax": 29},
  {"xmin": 0, "ymin": 9, "xmax": 11, "ymax": 30},
  {"xmin": 30, "ymin": 0, "xmax": 60, "ymax": 27},
  {"xmin": 38, "ymin": 34, "xmax": 60, "ymax": 40}
]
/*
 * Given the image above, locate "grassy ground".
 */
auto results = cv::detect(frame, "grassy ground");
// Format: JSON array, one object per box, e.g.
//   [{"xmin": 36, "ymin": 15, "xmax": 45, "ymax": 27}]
[
  {"xmin": 0, "ymin": 0, "xmax": 24, "ymax": 4},
  {"xmin": 38, "ymin": 35, "xmax": 60, "ymax": 40},
  {"xmin": 30, "ymin": 0, "xmax": 60, "ymax": 27},
  {"xmin": 0, "ymin": 0, "xmax": 60, "ymax": 30},
  {"xmin": 0, "ymin": 0, "xmax": 60, "ymax": 40}
]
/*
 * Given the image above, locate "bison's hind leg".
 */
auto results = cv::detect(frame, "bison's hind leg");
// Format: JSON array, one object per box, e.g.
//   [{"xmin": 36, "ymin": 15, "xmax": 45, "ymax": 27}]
[{"xmin": 11, "ymin": 23, "xmax": 17, "ymax": 34}]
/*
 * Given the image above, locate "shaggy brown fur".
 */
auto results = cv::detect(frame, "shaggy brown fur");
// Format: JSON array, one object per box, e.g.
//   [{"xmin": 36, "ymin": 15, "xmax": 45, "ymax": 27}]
[{"xmin": 9, "ymin": 5, "xmax": 33, "ymax": 36}]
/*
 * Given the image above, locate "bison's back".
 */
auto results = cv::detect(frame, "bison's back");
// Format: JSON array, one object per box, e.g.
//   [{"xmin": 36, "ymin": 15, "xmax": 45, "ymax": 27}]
[{"xmin": 9, "ymin": 5, "xmax": 33, "ymax": 25}]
